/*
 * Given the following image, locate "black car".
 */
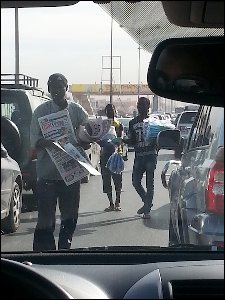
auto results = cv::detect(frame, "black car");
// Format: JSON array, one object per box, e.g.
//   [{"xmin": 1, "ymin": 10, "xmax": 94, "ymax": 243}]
[
  {"xmin": 1, "ymin": 75, "xmax": 50, "ymax": 204},
  {"xmin": 159, "ymin": 105, "xmax": 224, "ymax": 248}
]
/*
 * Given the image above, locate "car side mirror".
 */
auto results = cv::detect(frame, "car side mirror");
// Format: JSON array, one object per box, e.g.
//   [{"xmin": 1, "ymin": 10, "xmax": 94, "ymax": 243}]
[
  {"xmin": 157, "ymin": 129, "xmax": 181, "ymax": 150},
  {"xmin": 1, "ymin": 145, "xmax": 8, "ymax": 158}
]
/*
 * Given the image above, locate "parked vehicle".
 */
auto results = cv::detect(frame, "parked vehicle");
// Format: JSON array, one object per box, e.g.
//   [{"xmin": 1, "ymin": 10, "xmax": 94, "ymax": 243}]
[
  {"xmin": 1, "ymin": 76, "xmax": 51, "ymax": 200},
  {"xmin": 1, "ymin": 143, "xmax": 23, "ymax": 233},
  {"xmin": 159, "ymin": 105, "xmax": 224, "ymax": 248},
  {"xmin": 175, "ymin": 110, "xmax": 198, "ymax": 140},
  {"xmin": 151, "ymin": 113, "xmax": 166, "ymax": 120},
  {"xmin": 184, "ymin": 104, "xmax": 199, "ymax": 111}
]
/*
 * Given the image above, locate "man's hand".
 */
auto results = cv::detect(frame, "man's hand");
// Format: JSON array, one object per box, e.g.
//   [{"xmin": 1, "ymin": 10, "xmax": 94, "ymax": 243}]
[
  {"xmin": 36, "ymin": 138, "xmax": 58, "ymax": 150},
  {"xmin": 111, "ymin": 137, "xmax": 123, "ymax": 145}
]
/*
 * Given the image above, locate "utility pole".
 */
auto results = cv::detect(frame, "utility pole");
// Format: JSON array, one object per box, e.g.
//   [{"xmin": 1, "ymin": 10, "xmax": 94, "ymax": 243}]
[
  {"xmin": 15, "ymin": 6, "xmax": 20, "ymax": 84},
  {"xmin": 109, "ymin": 3, "xmax": 113, "ymax": 104},
  {"xmin": 137, "ymin": 30, "xmax": 141, "ymax": 99}
]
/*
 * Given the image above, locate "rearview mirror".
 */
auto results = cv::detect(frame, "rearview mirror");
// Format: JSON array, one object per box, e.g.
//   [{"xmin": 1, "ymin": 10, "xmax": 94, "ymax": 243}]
[
  {"xmin": 147, "ymin": 36, "xmax": 224, "ymax": 107},
  {"xmin": 157, "ymin": 130, "xmax": 181, "ymax": 150}
]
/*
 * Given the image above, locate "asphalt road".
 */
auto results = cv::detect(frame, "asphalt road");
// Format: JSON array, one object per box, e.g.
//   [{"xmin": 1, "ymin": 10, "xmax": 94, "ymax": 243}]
[{"xmin": 1, "ymin": 150, "xmax": 175, "ymax": 252}]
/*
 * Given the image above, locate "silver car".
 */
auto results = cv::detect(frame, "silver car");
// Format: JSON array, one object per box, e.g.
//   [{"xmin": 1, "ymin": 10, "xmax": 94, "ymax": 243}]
[
  {"xmin": 1, "ymin": 143, "xmax": 23, "ymax": 233},
  {"xmin": 159, "ymin": 106, "xmax": 224, "ymax": 248}
]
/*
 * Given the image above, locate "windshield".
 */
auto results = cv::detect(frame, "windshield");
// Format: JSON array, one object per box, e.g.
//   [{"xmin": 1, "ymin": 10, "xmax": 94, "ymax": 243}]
[
  {"xmin": 1, "ymin": 1, "xmax": 224, "ymax": 253},
  {"xmin": 179, "ymin": 112, "xmax": 198, "ymax": 124}
]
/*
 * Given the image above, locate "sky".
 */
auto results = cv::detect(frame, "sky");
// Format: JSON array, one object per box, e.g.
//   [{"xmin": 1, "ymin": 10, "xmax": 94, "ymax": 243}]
[{"xmin": 1, "ymin": 1, "xmax": 152, "ymax": 92}]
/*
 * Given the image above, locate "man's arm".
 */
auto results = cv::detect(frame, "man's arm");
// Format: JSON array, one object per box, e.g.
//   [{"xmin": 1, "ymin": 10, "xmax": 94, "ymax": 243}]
[{"xmin": 73, "ymin": 103, "xmax": 92, "ymax": 149}]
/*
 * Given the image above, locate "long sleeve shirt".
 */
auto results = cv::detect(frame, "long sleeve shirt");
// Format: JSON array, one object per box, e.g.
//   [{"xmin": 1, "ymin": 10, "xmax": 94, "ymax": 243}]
[{"xmin": 30, "ymin": 100, "xmax": 88, "ymax": 180}]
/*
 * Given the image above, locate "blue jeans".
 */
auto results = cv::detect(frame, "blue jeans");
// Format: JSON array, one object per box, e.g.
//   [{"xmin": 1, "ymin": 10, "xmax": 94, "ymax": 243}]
[
  {"xmin": 33, "ymin": 179, "xmax": 80, "ymax": 251},
  {"xmin": 132, "ymin": 154, "xmax": 157, "ymax": 212}
]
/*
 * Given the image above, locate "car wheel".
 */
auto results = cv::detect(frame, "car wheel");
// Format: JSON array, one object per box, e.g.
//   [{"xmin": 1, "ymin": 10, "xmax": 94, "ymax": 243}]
[{"xmin": 2, "ymin": 182, "xmax": 21, "ymax": 233}]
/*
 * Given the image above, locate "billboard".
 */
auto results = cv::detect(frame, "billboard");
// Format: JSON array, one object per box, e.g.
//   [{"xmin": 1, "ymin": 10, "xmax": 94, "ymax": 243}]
[{"xmin": 69, "ymin": 84, "xmax": 153, "ymax": 95}]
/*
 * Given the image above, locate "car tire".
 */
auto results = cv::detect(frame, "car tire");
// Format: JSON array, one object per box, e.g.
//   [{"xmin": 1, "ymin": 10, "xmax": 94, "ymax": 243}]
[{"xmin": 2, "ymin": 182, "xmax": 21, "ymax": 233}]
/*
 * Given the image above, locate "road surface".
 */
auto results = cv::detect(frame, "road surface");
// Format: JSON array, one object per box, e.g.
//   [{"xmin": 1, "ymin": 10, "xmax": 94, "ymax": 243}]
[{"xmin": 1, "ymin": 150, "xmax": 175, "ymax": 251}]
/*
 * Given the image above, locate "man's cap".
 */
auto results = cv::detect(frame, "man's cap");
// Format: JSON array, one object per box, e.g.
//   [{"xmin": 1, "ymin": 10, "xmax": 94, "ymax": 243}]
[{"xmin": 47, "ymin": 73, "xmax": 68, "ymax": 87}]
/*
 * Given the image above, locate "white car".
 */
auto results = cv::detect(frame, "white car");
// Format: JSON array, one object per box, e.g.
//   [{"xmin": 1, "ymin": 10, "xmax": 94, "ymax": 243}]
[{"xmin": 1, "ymin": 143, "xmax": 23, "ymax": 233}]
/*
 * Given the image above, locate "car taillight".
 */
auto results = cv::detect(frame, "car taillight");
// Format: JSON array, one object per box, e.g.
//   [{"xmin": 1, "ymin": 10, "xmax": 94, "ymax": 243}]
[
  {"xmin": 213, "ymin": 241, "xmax": 224, "ymax": 249},
  {"xmin": 205, "ymin": 149, "xmax": 224, "ymax": 214},
  {"xmin": 31, "ymin": 149, "xmax": 37, "ymax": 160}
]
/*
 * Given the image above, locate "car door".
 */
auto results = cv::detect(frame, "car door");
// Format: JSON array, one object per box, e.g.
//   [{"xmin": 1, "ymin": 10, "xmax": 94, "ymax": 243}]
[
  {"xmin": 1, "ymin": 146, "xmax": 13, "ymax": 218},
  {"xmin": 170, "ymin": 106, "xmax": 211, "ymax": 242}
]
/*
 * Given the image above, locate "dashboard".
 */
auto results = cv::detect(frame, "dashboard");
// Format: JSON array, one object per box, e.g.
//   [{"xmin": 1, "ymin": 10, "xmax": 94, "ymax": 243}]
[{"xmin": 2, "ymin": 251, "xmax": 224, "ymax": 299}]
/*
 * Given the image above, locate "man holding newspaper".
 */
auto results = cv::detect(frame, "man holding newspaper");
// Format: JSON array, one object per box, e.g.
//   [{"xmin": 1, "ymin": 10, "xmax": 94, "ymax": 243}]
[{"xmin": 30, "ymin": 73, "xmax": 99, "ymax": 251}]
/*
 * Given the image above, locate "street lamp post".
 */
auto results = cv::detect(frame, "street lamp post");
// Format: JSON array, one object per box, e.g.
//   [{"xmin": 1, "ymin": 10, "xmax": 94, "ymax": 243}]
[
  {"xmin": 109, "ymin": 4, "xmax": 113, "ymax": 104},
  {"xmin": 137, "ymin": 29, "xmax": 141, "ymax": 99},
  {"xmin": 15, "ymin": 6, "xmax": 20, "ymax": 84}
]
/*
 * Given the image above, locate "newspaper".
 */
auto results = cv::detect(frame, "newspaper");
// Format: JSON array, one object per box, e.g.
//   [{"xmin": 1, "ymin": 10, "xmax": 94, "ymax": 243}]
[
  {"xmin": 38, "ymin": 110, "xmax": 100, "ymax": 186},
  {"xmin": 38, "ymin": 109, "xmax": 77, "ymax": 143},
  {"xmin": 77, "ymin": 117, "xmax": 111, "ymax": 143}
]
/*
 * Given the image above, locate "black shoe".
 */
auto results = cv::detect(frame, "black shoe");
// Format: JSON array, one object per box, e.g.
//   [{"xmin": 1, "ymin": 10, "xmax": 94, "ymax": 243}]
[
  {"xmin": 137, "ymin": 205, "xmax": 146, "ymax": 215},
  {"xmin": 137, "ymin": 203, "xmax": 152, "ymax": 215},
  {"xmin": 104, "ymin": 204, "xmax": 115, "ymax": 212}
]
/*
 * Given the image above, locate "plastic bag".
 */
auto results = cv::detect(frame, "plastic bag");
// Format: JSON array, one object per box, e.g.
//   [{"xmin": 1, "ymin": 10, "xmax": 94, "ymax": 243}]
[
  {"xmin": 106, "ymin": 152, "xmax": 124, "ymax": 174},
  {"xmin": 102, "ymin": 126, "xmax": 117, "ymax": 141},
  {"xmin": 143, "ymin": 118, "xmax": 175, "ymax": 141}
]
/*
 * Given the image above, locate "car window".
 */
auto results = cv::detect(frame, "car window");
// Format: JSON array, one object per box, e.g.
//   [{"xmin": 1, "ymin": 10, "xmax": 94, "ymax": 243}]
[
  {"xmin": 206, "ymin": 107, "xmax": 224, "ymax": 146},
  {"xmin": 188, "ymin": 106, "xmax": 224, "ymax": 150},
  {"xmin": 188, "ymin": 106, "xmax": 210, "ymax": 149},
  {"xmin": 1, "ymin": 94, "xmax": 25, "ymax": 124},
  {"xmin": 179, "ymin": 112, "xmax": 197, "ymax": 124},
  {"xmin": 1, "ymin": 102, "xmax": 17, "ymax": 120}
]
